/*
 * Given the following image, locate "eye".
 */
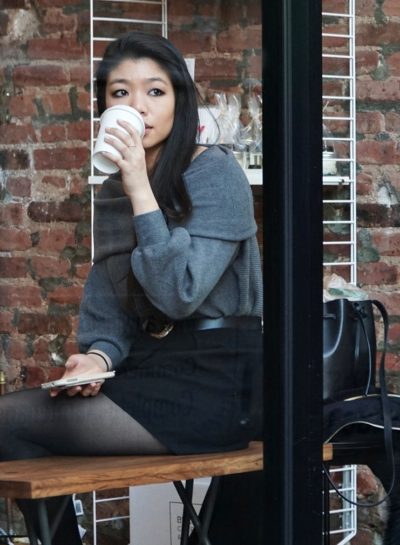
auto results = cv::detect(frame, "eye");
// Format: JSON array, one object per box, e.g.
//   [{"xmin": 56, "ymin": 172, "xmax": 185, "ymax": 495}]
[
  {"xmin": 149, "ymin": 88, "xmax": 165, "ymax": 97},
  {"xmin": 112, "ymin": 89, "xmax": 128, "ymax": 98}
]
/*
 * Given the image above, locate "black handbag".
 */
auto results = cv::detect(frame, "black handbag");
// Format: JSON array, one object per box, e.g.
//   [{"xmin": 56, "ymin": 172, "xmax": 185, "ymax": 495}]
[
  {"xmin": 323, "ymin": 298, "xmax": 394, "ymax": 507},
  {"xmin": 323, "ymin": 298, "xmax": 380, "ymax": 402}
]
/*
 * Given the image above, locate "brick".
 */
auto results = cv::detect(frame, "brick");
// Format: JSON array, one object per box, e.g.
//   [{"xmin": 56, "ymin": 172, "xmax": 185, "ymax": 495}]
[
  {"xmin": 358, "ymin": 203, "xmax": 400, "ymax": 228},
  {"xmin": 357, "ymin": 140, "xmax": 400, "ymax": 165},
  {"xmin": 217, "ymin": 25, "xmax": 262, "ymax": 53},
  {"xmin": 23, "ymin": 365, "xmax": 46, "ymax": 388},
  {"xmin": 387, "ymin": 51, "xmax": 400, "ymax": 77},
  {"xmin": 67, "ymin": 120, "xmax": 90, "ymax": 141},
  {"xmin": 40, "ymin": 124, "xmax": 67, "ymax": 143},
  {"xmin": 41, "ymin": 93, "xmax": 71, "ymax": 116},
  {"xmin": 357, "ymin": 111, "xmax": 385, "ymax": 134},
  {"xmin": 6, "ymin": 338, "xmax": 29, "ymax": 360},
  {"xmin": 196, "ymin": 57, "xmax": 239, "ymax": 80},
  {"xmin": 0, "ymin": 257, "xmax": 28, "ymax": 278},
  {"xmin": 356, "ymin": 21, "xmax": 400, "ymax": 47},
  {"xmin": 356, "ymin": 49, "xmax": 380, "ymax": 76},
  {"xmin": 75, "ymin": 90, "xmax": 91, "ymax": 113},
  {"xmin": 28, "ymin": 37, "xmax": 86, "ymax": 61},
  {"xmin": 216, "ymin": 24, "xmax": 248, "ymax": 53},
  {"xmin": 386, "ymin": 353, "xmax": 400, "ymax": 371},
  {"xmin": 383, "ymin": 0, "xmax": 400, "ymax": 17},
  {"xmin": 0, "ymin": 123, "xmax": 37, "ymax": 145},
  {"xmin": 371, "ymin": 229, "xmax": 400, "ymax": 256},
  {"xmin": 28, "ymin": 200, "xmax": 83, "ymax": 223},
  {"xmin": 0, "ymin": 0, "xmax": 29, "ymax": 7},
  {"xmin": 35, "ymin": 0, "xmax": 83, "ymax": 6},
  {"xmin": 357, "ymin": 79, "xmax": 400, "ymax": 102},
  {"xmin": 30, "ymin": 256, "xmax": 70, "ymax": 278},
  {"xmin": 388, "ymin": 322, "xmax": 400, "ymax": 349},
  {"xmin": 354, "ymin": 0, "xmax": 376, "ymax": 16},
  {"xmin": 48, "ymin": 285, "xmax": 83, "ymax": 305},
  {"xmin": 13, "ymin": 65, "xmax": 69, "ymax": 87},
  {"xmin": 8, "ymin": 94, "xmax": 38, "ymax": 118},
  {"xmin": 168, "ymin": 30, "xmax": 215, "ymax": 55},
  {"xmin": 17, "ymin": 313, "xmax": 72, "ymax": 336},
  {"xmin": 168, "ymin": 0, "xmax": 196, "ymax": 17},
  {"xmin": 7, "ymin": 176, "xmax": 32, "ymax": 198},
  {"xmin": 42, "ymin": 175, "xmax": 67, "ymax": 189},
  {"xmin": 0, "ymin": 229, "xmax": 31, "ymax": 251},
  {"xmin": 33, "ymin": 147, "xmax": 89, "ymax": 170},
  {"xmin": 219, "ymin": 2, "xmax": 246, "ymax": 27},
  {"xmin": 357, "ymin": 261, "xmax": 398, "ymax": 285},
  {"xmin": 368, "ymin": 290, "xmax": 400, "ymax": 316},
  {"xmin": 37, "ymin": 228, "xmax": 75, "ymax": 252},
  {"xmin": 0, "ymin": 285, "xmax": 42, "ymax": 308},
  {"xmin": 41, "ymin": 8, "xmax": 77, "ymax": 34},
  {"xmin": 0, "ymin": 203, "xmax": 25, "ymax": 226},
  {"xmin": 247, "ymin": 54, "xmax": 261, "ymax": 78},
  {"xmin": 70, "ymin": 174, "xmax": 88, "ymax": 195},
  {"xmin": 75, "ymin": 262, "xmax": 91, "ymax": 280},
  {"xmin": 0, "ymin": 311, "xmax": 14, "ymax": 333},
  {"xmin": 356, "ymin": 171, "xmax": 374, "ymax": 196},
  {"xmin": 0, "ymin": 150, "xmax": 29, "ymax": 170},
  {"xmin": 385, "ymin": 111, "xmax": 400, "ymax": 133},
  {"xmin": 69, "ymin": 65, "xmax": 90, "ymax": 85}
]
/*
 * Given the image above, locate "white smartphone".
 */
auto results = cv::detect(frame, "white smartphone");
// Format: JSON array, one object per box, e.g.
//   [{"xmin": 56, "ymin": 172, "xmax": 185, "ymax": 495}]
[{"xmin": 41, "ymin": 371, "xmax": 115, "ymax": 390}]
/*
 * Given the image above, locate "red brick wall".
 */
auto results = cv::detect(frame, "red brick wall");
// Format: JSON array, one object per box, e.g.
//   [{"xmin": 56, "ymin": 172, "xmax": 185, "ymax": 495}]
[
  {"xmin": 0, "ymin": 0, "xmax": 91, "ymax": 389},
  {"xmin": 354, "ymin": 0, "xmax": 400, "ymax": 385}
]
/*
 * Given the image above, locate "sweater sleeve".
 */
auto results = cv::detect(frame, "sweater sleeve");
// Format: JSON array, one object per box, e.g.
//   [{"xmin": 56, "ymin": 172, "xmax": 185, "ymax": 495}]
[
  {"xmin": 131, "ymin": 147, "xmax": 256, "ymax": 319},
  {"xmin": 77, "ymin": 260, "xmax": 137, "ymax": 368}
]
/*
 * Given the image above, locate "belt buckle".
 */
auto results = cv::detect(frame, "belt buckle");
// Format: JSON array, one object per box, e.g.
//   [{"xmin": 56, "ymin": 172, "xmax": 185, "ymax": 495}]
[{"xmin": 149, "ymin": 323, "xmax": 174, "ymax": 339}]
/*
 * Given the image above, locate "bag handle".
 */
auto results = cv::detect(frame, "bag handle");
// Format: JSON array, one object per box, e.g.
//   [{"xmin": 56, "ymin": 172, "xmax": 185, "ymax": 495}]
[
  {"xmin": 323, "ymin": 299, "xmax": 395, "ymax": 508},
  {"xmin": 352, "ymin": 301, "xmax": 374, "ymax": 397}
]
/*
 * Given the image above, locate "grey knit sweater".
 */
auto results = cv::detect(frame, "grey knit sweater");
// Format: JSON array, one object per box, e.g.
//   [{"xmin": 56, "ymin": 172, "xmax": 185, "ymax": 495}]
[{"xmin": 78, "ymin": 145, "xmax": 263, "ymax": 367}]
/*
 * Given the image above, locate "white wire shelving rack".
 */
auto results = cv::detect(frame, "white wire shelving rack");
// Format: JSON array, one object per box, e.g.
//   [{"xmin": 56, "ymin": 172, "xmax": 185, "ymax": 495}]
[
  {"xmin": 323, "ymin": 465, "xmax": 358, "ymax": 545},
  {"xmin": 88, "ymin": 3, "xmax": 167, "ymax": 544},
  {"xmin": 322, "ymin": 0, "xmax": 357, "ymax": 285},
  {"xmin": 322, "ymin": 2, "xmax": 358, "ymax": 544}
]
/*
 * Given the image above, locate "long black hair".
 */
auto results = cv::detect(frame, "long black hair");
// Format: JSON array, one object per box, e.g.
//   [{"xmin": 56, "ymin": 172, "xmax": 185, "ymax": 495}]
[{"xmin": 96, "ymin": 31, "xmax": 199, "ymax": 221}]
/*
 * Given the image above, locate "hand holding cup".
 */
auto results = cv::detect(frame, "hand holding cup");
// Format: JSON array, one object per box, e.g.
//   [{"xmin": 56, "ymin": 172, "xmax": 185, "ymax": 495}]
[{"xmin": 93, "ymin": 105, "xmax": 145, "ymax": 174}]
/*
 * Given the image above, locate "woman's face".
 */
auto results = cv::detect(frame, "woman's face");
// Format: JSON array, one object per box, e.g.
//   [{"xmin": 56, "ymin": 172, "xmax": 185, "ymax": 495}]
[{"xmin": 105, "ymin": 57, "xmax": 175, "ymax": 158}]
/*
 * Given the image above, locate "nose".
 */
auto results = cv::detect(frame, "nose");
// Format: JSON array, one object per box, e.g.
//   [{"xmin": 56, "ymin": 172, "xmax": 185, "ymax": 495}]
[{"xmin": 129, "ymin": 93, "xmax": 146, "ymax": 116}]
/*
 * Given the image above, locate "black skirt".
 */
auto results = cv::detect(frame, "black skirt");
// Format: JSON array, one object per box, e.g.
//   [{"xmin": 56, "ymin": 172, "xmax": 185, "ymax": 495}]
[{"xmin": 101, "ymin": 325, "xmax": 263, "ymax": 454}]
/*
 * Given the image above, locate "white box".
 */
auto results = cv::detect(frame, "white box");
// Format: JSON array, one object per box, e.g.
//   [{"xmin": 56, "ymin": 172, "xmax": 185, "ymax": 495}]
[{"xmin": 129, "ymin": 478, "xmax": 210, "ymax": 545}]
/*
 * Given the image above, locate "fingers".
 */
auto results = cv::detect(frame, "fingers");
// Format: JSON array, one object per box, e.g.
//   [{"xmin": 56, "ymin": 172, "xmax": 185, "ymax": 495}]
[{"xmin": 105, "ymin": 119, "xmax": 141, "ymax": 150}]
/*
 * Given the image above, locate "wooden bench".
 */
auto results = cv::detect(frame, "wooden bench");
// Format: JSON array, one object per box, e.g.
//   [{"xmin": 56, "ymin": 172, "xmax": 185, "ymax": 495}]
[{"xmin": 0, "ymin": 441, "xmax": 333, "ymax": 545}]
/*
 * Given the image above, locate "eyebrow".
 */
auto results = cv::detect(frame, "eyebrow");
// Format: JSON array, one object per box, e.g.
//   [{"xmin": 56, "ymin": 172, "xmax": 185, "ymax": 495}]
[{"xmin": 108, "ymin": 76, "xmax": 169, "ymax": 85}]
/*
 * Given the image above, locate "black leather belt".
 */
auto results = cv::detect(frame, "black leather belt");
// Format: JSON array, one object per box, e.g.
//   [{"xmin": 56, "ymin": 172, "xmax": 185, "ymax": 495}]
[{"xmin": 142, "ymin": 316, "xmax": 262, "ymax": 339}]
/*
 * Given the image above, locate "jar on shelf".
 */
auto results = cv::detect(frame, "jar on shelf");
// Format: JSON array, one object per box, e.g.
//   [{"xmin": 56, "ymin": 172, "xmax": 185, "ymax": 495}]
[{"xmin": 322, "ymin": 124, "xmax": 337, "ymax": 176}]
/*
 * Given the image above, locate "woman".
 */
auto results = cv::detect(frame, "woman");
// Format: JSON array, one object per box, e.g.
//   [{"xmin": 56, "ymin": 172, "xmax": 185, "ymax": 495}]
[{"xmin": 0, "ymin": 31, "xmax": 263, "ymax": 543}]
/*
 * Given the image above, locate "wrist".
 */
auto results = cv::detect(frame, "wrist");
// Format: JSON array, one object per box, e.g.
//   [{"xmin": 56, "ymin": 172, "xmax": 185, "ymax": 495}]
[{"xmin": 86, "ymin": 350, "xmax": 112, "ymax": 372}]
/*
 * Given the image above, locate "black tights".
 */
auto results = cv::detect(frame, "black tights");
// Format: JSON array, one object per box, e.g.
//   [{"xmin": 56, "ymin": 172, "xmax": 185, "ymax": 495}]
[{"xmin": 0, "ymin": 387, "xmax": 168, "ymax": 544}]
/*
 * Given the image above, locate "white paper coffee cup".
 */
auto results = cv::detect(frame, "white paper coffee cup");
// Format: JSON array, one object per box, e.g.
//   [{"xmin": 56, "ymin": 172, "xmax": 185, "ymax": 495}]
[{"xmin": 93, "ymin": 105, "xmax": 145, "ymax": 174}]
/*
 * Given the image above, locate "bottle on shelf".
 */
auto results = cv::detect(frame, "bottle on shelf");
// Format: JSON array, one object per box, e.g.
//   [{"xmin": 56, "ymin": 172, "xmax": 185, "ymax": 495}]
[{"xmin": 0, "ymin": 370, "xmax": 6, "ymax": 395}]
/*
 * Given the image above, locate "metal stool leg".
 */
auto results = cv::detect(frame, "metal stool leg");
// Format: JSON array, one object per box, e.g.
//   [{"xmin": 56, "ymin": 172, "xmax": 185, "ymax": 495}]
[
  {"xmin": 180, "ymin": 480, "xmax": 194, "ymax": 545},
  {"xmin": 23, "ymin": 513, "xmax": 40, "ymax": 545},
  {"xmin": 37, "ymin": 500, "xmax": 52, "ymax": 545},
  {"xmin": 197, "ymin": 477, "xmax": 220, "ymax": 536},
  {"xmin": 173, "ymin": 481, "xmax": 212, "ymax": 545}
]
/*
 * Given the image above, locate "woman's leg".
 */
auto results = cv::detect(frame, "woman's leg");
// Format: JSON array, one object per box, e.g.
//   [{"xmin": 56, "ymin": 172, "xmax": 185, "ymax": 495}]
[{"xmin": 0, "ymin": 387, "xmax": 168, "ymax": 544}]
